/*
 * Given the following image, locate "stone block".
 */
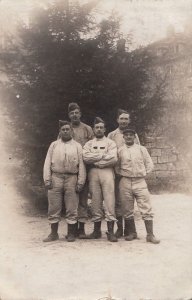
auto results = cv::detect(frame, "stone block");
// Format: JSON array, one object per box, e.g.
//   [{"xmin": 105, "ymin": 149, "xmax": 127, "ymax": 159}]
[
  {"xmin": 155, "ymin": 170, "xmax": 168, "ymax": 178},
  {"xmin": 145, "ymin": 143, "xmax": 153, "ymax": 149},
  {"xmin": 161, "ymin": 148, "xmax": 173, "ymax": 156},
  {"xmin": 155, "ymin": 163, "xmax": 167, "ymax": 171},
  {"xmin": 151, "ymin": 148, "xmax": 161, "ymax": 157},
  {"xmin": 167, "ymin": 163, "xmax": 176, "ymax": 171},
  {"xmin": 145, "ymin": 137, "xmax": 156, "ymax": 143},
  {"xmin": 151, "ymin": 156, "xmax": 158, "ymax": 164},
  {"xmin": 168, "ymin": 155, "xmax": 177, "ymax": 163},
  {"xmin": 158, "ymin": 155, "xmax": 169, "ymax": 163},
  {"xmin": 147, "ymin": 171, "xmax": 156, "ymax": 179},
  {"xmin": 155, "ymin": 137, "xmax": 170, "ymax": 148}
]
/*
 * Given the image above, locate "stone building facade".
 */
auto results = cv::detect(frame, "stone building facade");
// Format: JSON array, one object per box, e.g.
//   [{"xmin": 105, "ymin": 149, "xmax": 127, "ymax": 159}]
[{"xmin": 144, "ymin": 26, "xmax": 192, "ymax": 191}]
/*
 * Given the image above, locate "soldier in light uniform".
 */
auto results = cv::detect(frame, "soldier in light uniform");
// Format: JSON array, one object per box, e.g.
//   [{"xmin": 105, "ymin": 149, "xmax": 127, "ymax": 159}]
[
  {"xmin": 117, "ymin": 128, "xmax": 160, "ymax": 244},
  {"xmin": 83, "ymin": 117, "xmax": 118, "ymax": 242},
  {"xmin": 43, "ymin": 121, "xmax": 86, "ymax": 242},
  {"xmin": 108, "ymin": 109, "xmax": 140, "ymax": 239},
  {"xmin": 59, "ymin": 103, "xmax": 94, "ymax": 238}
]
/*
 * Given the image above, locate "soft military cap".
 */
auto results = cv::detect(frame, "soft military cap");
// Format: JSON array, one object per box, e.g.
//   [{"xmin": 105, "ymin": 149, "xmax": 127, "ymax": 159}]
[
  {"xmin": 68, "ymin": 102, "xmax": 80, "ymax": 113},
  {"xmin": 117, "ymin": 109, "xmax": 129, "ymax": 118},
  {"xmin": 123, "ymin": 127, "xmax": 136, "ymax": 135},
  {"xmin": 94, "ymin": 117, "xmax": 105, "ymax": 126}
]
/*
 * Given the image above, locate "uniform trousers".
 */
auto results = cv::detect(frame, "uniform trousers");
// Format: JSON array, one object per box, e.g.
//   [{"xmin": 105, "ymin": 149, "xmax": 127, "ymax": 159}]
[
  {"xmin": 114, "ymin": 176, "xmax": 122, "ymax": 218},
  {"xmin": 88, "ymin": 168, "xmax": 117, "ymax": 222},
  {"xmin": 78, "ymin": 180, "xmax": 89, "ymax": 223},
  {"xmin": 119, "ymin": 177, "xmax": 153, "ymax": 220},
  {"xmin": 48, "ymin": 173, "xmax": 79, "ymax": 224}
]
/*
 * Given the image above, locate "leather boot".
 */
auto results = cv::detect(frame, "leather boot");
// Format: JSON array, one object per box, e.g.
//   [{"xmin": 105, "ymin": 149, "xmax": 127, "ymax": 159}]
[
  {"xmin": 124, "ymin": 218, "xmax": 137, "ymax": 241},
  {"xmin": 74, "ymin": 222, "xmax": 79, "ymax": 237},
  {"xmin": 67, "ymin": 223, "xmax": 76, "ymax": 242},
  {"xmin": 43, "ymin": 223, "xmax": 59, "ymax": 242},
  {"xmin": 106, "ymin": 221, "xmax": 118, "ymax": 242},
  {"xmin": 78, "ymin": 222, "xmax": 87, "ymax": 239},
  {"xmin": 65, "ymin": 221, "xmax": 78, "ymax": 239},
  {"xmin": 87, "ymin": 221, "xmax": 102, "ymax": 239},
  {"xmin": 115, "ymin": 216, "xmax": 123, "ymax": 238},
  {"xmin": 144, "ymin": 220, "xmax": 160, "ymax": 244}
]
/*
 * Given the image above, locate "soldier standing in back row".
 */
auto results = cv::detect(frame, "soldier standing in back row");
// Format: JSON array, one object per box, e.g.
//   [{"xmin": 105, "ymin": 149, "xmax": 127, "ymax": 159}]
[
  {"xmin": 117, "ymin": 128, "xmax": 160, "ymax": 244},
  {"xmin": 83, "ymin": 117, "xmax": 118, "ymax": 242},
  {"xmin": 60, "ymin": 103, "xmax": 94, "ymax": 238},
  {"xmin": 108, "ymin": 109, "xmax": 140, "ymax": 239}
]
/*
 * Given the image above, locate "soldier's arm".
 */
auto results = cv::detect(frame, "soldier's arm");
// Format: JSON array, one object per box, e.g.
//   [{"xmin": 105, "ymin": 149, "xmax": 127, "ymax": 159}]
[
  {"xmin": 141, "ymin": 146, "xmax": 154, "ymax": 174},
  {"xmin": 43, "ymin": 143, "xmax": 54, "ymax": 186},
  {"xmin": 87, "ymin": 126, "xmax": 94, "ymax": 140},
  {"xmin": 83, "ymin": 141, "xmax": 103, "ymax": 164},
  {"xmin": 107, "ymin": 132, "xmax": 112, "ymax": 139},
  {"xmin": 135, "ymin": 133, "xmax": 140, "ymax": 145},
  {"xmin": 95, "ymin": 140, "xmax": 117, "ymax": 168},
  {"xmin": 76, "ymin": 144, "xmax": 86, "ymax": 188}
]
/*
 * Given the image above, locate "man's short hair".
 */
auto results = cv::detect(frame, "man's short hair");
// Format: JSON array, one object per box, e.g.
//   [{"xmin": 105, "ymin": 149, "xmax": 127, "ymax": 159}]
[
  {"xmin": 59, "ymin": 120, "xmax": 71, "ymax": 129},
  {"xmin": 68, "ymin": 102, "xmax": 80, "ymax": 113},
  {"xmin": 117, "ymin": 109, "xmax": 130, "ymax": 118},
  {"xmin": 93, "ymin": 117, "xmax": 105, "ymax": 127}
]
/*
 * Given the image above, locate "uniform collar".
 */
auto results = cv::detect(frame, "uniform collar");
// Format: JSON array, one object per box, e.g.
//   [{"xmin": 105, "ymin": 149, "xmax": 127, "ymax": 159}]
[
  {"xmin": 59, "ymin": 138, "xmax": 73, "ymax": 144},
  {"xmin": 94, "ymin": 136, "xmax": 106, "ymax": 141}
]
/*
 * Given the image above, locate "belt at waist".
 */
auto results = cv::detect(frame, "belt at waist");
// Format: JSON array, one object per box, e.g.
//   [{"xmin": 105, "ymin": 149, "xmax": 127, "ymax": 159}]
[
  {"xmin": 52, "ymin": 171, "xmax": 77, "ymax": 177},
  {"xmin": 88, "ymin": 164, "xmax": 100, "ymax": 169},
  {"xmin": 88, "ymin": 164, "xmax": 113, "ymax": 170}
]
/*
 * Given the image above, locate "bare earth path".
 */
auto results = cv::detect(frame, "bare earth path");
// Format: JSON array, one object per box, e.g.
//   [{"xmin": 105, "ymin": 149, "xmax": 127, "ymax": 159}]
[{"xmin": 0, "ymin": 182, "xmax": 192, "ymax": 300}]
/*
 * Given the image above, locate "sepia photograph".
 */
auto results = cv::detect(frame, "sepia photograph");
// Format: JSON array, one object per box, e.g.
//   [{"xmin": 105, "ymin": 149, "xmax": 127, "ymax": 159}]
[{"xmin": 0, "ymin": 0, "xmax": 192, "ymax": 299}]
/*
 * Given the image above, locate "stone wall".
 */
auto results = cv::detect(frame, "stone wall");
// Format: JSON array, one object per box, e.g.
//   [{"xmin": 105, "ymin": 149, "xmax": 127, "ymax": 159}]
[{"xmin": 145, "ymin": 136, "xmax": 191, "ymax": 192}]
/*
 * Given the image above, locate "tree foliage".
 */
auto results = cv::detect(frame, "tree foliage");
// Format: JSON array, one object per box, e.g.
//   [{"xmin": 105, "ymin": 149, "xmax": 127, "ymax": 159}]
[{"xmin": 2, "ymin": 0, "xmax": 165, "ymax": 200}]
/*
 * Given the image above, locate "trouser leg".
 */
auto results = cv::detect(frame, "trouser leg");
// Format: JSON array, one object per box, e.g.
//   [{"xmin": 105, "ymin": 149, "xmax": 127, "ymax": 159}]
[
  {"xmin": 78, "ymin": 180, "xmax": 89, "ymax": 223},
  {"xmin": 133, "ymin": 178, "xmax": 160, "ymax": 244},
  {"xmin": 133, "ymin": 178, "xmax": 153, "ymax": 221},
  {"xmin": 77, "ymin": 181, "xmax": 89, "ymax": 238},
  {"xmin": 89, "ymin": 169, "xmax": 103, "ymax": 222},
  {"xmin": 119, "ymin": 177, "xmax": 135, "ymax": 220},
  {"xmin": 100, "ymin": 169, "xmax": 117, "ymax": 222},
  {"xmin": 115, "ymin": 176, "xmax": 122, "ymax": 218},
  {"xmin": 114, "ymin": 176, "xmax": 123, "ymax": 237},
  {"xmin": 44, "ymin": 175, "xmax": 63, "ymax": 242},
  {"xmin": 64, "ymin": 175, "xmax": 79, "ymax": 225},
  {"xmin": 47, "ymin": 175, "xmax": 63, "ymax": 224}
]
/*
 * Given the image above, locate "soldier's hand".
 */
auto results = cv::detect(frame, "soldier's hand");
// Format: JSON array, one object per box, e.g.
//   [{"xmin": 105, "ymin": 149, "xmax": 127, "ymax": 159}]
[
  {"xmin": 76, "ymin": 183, "xmax": 84, "ymax": 193},
  {"xmin": 98, "ymin": 164, "xmax": 105, "ymax": 169},
  {"xmin": 94, "ymin": 162, "xmax": 104, "ymax": 169},
  {"xmin": 102, "ymin": 154, "xmax": 113, "ymax": 160},
  {"xmin": 45, "ymin": 182, "xmax": 52, "ymax": 190}
]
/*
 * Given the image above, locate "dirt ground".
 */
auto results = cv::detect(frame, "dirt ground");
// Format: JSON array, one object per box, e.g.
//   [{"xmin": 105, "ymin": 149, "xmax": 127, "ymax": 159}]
[{"xmin": 0, "ymin": 181, "xmax": 192, "ymax": 300}]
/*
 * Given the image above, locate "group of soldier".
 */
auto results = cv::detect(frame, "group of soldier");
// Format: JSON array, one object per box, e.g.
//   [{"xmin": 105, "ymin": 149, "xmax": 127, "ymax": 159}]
[{"xmin": 43, "ymin": 102, "xmax": 160, "ymax": 244}]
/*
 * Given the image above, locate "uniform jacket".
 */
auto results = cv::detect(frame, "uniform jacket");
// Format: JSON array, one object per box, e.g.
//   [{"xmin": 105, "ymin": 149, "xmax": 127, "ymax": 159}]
[
  {"xmin": 58, "ymin": 122, "xmax": 93, "ymax": 147},
  {"xmin": 43, "ymin": 138, "xmax": 86, "ymax": 186},
  {"xmin": 116, "ymin": 143, "xmax": 154, "ymax": 178},
  {"xmin": 83, "ymin": 136, "xmax": 117, "ymax": 168},
  {"xmin": 71, "ymin": 122, "xmax": 94, "ymax": 146}
]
